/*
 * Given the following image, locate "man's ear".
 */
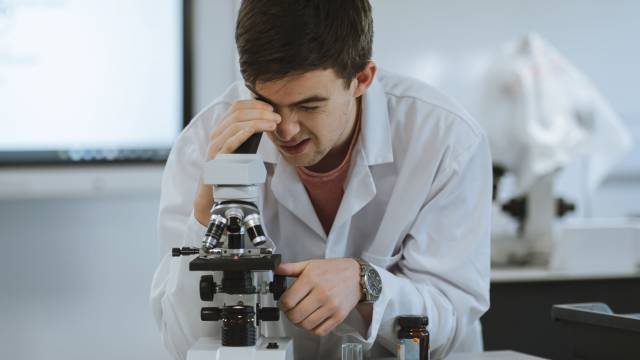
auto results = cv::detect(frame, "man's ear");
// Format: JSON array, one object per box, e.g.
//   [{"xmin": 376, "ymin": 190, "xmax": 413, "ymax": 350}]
[{"xmin": 353, "ymin": 61, "xmax": 377, "ymax": 97}]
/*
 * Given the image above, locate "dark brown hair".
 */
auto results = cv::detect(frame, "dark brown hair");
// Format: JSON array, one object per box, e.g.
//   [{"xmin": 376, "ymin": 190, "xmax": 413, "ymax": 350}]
[{"xmin": 235, "ymin": 0, "xmax": 373, "ymax": 88}]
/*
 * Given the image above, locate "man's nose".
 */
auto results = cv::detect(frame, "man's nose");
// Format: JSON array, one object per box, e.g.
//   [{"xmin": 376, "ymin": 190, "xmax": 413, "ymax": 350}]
[{"xmin": 275, "ymin": 110, "xmax": 300, "ymax": 142}]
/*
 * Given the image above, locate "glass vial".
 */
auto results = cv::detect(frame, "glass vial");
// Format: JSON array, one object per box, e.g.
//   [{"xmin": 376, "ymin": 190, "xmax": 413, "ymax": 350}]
[{"xmin": 341, "ymin": 342, "xmax": 363, "ymax": 360}]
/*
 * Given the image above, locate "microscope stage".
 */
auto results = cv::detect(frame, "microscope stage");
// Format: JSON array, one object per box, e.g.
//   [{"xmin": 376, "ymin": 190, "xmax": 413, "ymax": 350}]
[{"xmin": 189, "ymin": 254, "xmax": 282, "ymax": 272}]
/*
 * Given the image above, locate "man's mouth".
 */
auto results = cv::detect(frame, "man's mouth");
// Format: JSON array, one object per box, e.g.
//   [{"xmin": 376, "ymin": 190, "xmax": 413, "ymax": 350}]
[{"xmin": 279, "ymin": 139, "xmax": 310, "ymax": 155}]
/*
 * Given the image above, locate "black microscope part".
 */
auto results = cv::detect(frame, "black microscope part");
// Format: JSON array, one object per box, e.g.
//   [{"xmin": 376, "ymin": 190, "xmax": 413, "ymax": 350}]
[
  {"xmin": 189, "ymin": 254, "xmax": 281, "ymax": 271},
  {"xmin": 221, "ymin": 271, "xmax": 256, "ymax": 294},
  {"xmin": 201, "ymin": 307, "xmax": 222, "ymax": 321},
  {"xmin": 200, "ymin": 275, "xmax": 216, "ymax": 302},
  {"xmin": 221, "ymin": 306, "xmax": 257, "ymax": 347},
  {"xmin": 172, "ymin": 246, "xmax": 199, "ymax": 257},
  {"xmin": 227, "ymin": 232, "xmax": 244, "ymax": 250},
  {"xmin": 234, "ymin": 132, "xmax": 262, "ymax": 154},
  {"xmin": 257, "ymin": 306, "xmax": 280, "ymax": 322},
  {"xmin": 269, "ymin": 275, "xmax": 287, "ymax": 301},
  {"xmin": 227, "ymin": 215, "xmax": 242, "ymax": 233}
]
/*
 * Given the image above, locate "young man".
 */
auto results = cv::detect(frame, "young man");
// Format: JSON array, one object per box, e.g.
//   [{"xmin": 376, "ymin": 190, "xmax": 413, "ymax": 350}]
[{"xmin": 150, "ymin": 1, "xmax": 492, "ymax": 359}]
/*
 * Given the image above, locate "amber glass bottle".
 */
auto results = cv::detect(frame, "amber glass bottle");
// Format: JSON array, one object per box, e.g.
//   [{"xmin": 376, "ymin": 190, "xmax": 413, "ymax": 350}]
[{"xmin": 397, "ymin": 315, "xmax": 429, "ymax": 360}]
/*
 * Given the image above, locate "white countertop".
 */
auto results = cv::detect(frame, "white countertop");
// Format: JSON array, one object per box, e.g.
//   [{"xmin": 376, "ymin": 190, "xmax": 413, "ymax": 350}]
[
  {"xmin": 491, "ymin": 266, "xmax": 640, "ymax": 283},
  {"xmin": 378, "ymin": 350, "xmax": 547, "ymax": 360},
  {"xmin": 445, "ymin": 350, "xmax": 547, "ymax": 359}
]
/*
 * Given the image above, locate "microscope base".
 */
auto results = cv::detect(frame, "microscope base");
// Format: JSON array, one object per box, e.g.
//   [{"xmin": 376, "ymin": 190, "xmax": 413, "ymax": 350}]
[{"xmin": 187, "ymin": 337, "xmax": 294, "ymax": 360}]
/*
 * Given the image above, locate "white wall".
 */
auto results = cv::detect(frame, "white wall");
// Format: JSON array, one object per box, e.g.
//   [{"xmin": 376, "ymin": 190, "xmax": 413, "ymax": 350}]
[
  {"xmin": 190, "ymin": 0, "xmax": 239, "ymax": 115},
  {"xmin": 372, "ymin": 0, "xmax": 640, "ymax": 117}
]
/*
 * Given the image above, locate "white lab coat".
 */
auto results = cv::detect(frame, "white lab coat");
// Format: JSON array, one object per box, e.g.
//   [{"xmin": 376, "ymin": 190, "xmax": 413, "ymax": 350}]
[{"xmin": 150, "ymin": 70, "xmax": 492, "ymax": 360}]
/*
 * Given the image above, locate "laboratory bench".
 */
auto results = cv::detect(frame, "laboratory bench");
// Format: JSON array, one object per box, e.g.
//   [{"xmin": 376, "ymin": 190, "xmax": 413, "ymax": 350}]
[
  {"xmin": 481, "ymin": 266, "xmax": 640, "ymax": 359},
  {"xmin": 379, "ymin": 350, "xmax": 546, "ymax": 360},
  {"xmin": 373, "ymin": 350, "xmax": 545, "ymax": 360},
  {"xmin": 446, "ymin": 350, "xmax": 546, "ymax": 359}
]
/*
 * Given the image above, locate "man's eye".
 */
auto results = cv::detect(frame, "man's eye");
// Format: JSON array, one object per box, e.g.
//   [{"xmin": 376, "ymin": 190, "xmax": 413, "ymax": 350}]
[{"xmin": 299, "ymin": 106, "xmax": 320, "ymax": 112}]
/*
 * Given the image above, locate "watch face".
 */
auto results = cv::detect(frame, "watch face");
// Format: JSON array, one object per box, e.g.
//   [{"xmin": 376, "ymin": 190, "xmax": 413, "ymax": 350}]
[{"xmin": 365, "ymin": 268, "xmax": 383, "ymax": 298}]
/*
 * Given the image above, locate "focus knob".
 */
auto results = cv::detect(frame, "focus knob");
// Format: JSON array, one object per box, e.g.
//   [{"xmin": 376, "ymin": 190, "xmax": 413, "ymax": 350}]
[
  {"xmin": 257, "ymin": 305, "xmax": 280, "ymax": 322},
  {"xmin": 200, "ymin": 275, "xmax": 216, "ymax": 302},
  {"xmin": 269, "ymin": 275, "xmax": 287, "ymax": 301}
]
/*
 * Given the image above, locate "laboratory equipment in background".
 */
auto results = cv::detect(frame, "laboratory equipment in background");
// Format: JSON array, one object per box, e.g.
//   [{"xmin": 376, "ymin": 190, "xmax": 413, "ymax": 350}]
[
  {"xmin": 480, "ymin": 33, "xmax": 634, "ymax": 269},
  {"xmin": 552, "ymin": 302, "xmax": 640, "ymax": 360},
  {"xmin": 172, "ymin": 134, "xmax": 293, "ymax": 360}
]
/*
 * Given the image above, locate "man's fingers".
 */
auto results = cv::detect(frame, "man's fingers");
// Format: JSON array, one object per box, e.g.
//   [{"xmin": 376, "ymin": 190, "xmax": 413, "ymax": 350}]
[
  {"xmin": 215, "ymin": 118, "xmax": 278, "ymax": 146},
  {"xmin": 298, "ymin": 300, "xmax": 333, "ymax": 330},
  {"xmin": 274, "ymin": 261, "xmax": 310, "ymax": 277},
  {"xmin": 229, "ymin": 99, "xmax": 274, "ymax": 112},
  {"xmin": 285, "ymin": 290, "xmax": 323, "ymax": 324},
  {"xmin": 312, "ymin": 314, "xmax": 342, "ymax": 337},
  {"xmin": 208, "ymin": 119, "xmax": 277, "ymax": 158},
  {"xmin": 278, "ymin": 270, "xmax": 313, "ymax": 312},
  {"xmin": 218, "ymin": 121, "xmax": 275, "ymax": 154},
  {"xmin": 209, "ymin": 108, "xmax": 280, "ymax": 141},
  {"xmin": 218, "ymin": 128, "xmax": 255, "ymax": 155}
]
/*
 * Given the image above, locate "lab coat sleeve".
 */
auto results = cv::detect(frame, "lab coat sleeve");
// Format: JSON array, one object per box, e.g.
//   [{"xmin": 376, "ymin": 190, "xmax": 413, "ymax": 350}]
[
  {"xmin": 149, "ymin": 117, "xmax": 218, "ymax": 360},
  {"xmin": 339, "ymin": 134, "xmax": 492, "ymax": 358}
]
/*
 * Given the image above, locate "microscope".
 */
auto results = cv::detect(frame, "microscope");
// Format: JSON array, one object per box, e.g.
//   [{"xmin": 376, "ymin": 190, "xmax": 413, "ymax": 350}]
[
  {"xmin": 172, "ymin": 133, "xmax": 294, "ymax": 359},
  {"xmin": 492, "ymin": 165, "xmax": 575, "ymax": 265}
]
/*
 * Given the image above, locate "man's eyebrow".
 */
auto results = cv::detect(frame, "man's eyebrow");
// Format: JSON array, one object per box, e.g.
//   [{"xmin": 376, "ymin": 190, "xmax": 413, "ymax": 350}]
[
  {"xmin": 245, "ymin": 83, "xmax": 328, "ymax": 108},
  {"xmin": 289, "ymin": 96, "xmax": 329, "ymax": 107}
]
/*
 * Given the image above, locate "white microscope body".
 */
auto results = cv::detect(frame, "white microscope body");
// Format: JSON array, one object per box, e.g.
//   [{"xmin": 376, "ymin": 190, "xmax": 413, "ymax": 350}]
[
  {"xmin": 493, "ymin": 170, "xmax": 575, "ymax": 265},
  {"xmin": 172, "ymin": 151, "xmax": 293, "ymax": 360}
]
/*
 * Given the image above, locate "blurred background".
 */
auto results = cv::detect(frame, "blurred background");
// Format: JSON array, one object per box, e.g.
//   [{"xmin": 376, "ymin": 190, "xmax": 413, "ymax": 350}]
[{"xmin": 0, "ymin": 1, "xmax": 638, "ymax": 359}]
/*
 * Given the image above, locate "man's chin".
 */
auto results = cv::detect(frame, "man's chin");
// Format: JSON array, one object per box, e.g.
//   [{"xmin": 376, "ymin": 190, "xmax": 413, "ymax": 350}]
[{"xmin": 280, "ymin": 151, "xmax": 321, "ymax": 168}]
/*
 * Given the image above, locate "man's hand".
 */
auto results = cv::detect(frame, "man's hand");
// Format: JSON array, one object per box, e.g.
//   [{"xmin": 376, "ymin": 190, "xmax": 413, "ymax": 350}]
[
  {"xmin": 193, "ymin": 100, "xmax": 281, "ymax": 226},
  {"xmin": 274, "ymin": 258, "xmax": 361, "ymax": 336}
]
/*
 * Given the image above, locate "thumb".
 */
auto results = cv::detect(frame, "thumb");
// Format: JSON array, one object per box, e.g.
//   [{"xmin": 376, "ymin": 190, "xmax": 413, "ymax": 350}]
[{"xmin": 274, "ymin": 260, "xmax": 310, "ymax": 277}]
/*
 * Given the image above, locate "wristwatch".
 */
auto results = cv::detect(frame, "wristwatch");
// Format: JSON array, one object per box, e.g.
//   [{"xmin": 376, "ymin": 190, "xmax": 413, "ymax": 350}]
[{"xmin": 354, "ymin": 258, "xmax": 382, "ymax": 303}]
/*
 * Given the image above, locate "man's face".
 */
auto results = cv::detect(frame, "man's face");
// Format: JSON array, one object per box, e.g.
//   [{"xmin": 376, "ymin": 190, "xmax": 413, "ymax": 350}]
[{"xmin": 253, "ymin": 69, "xmax": 358, "ymax": 168}]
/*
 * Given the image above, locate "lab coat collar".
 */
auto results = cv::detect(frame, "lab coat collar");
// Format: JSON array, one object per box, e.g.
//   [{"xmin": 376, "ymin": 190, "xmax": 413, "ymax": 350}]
[
  {"xmin": 251, "ymin": 74, "xmax": 394, "ymax": 166},
  {"xmin": 268, "ymin": 138, "xmax": 379, "ymax": 241},
  {"xmin": 328, "ymin": 76, "xmax": 395, "ymax": 235},
  {"xmin": 270, "ymin": 157, "xmax": 327, "ymax": 238},
  {"xmin": 359, "ymin": 74, "xmax": 394, "ymax": 166}
]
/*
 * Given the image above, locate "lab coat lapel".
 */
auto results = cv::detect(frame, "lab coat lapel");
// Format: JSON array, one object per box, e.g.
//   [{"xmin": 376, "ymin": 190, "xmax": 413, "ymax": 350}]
[
  {"xmin": 330, "ymin": 147, "xmax": 376, "ymax": 235},
  {"xmin": 270, "ymin": 158, "xmax": 326, "ymax": 239},
  {"xmin": 329, "ymin": 75, "xmax": 393, "ymax": 236}
]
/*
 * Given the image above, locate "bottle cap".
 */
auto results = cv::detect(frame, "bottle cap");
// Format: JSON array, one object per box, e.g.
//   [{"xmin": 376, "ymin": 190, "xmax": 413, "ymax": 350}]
[{"xmin": 397, "ymin": 315, "xmax": 428, "ymax": 328}]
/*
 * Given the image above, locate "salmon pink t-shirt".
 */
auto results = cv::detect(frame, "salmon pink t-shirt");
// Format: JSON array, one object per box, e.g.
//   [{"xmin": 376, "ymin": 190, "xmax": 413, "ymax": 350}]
[{"xmin": 296, "ymin": 118, "xmax": 361, "ymax": 235}]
